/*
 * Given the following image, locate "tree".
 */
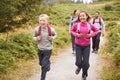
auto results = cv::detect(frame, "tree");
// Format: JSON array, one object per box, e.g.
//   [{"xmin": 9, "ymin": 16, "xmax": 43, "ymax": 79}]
[{"xmin": 0, "ymin": 0, "xmax": 43, "ymax": 32}]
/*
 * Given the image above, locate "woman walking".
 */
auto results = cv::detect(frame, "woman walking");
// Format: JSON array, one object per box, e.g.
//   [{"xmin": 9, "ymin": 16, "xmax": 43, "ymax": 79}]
[{"xmin": 69, "ymin": 9, "xmax": 80, "ymax": 54}]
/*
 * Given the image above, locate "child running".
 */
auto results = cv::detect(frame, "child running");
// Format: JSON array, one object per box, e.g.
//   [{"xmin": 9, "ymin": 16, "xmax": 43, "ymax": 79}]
[
  {"xmin": 33, "ymin": 14, "xmax": 57, "ymax": 80},
  {"xmin": 71, "ymin": 11, "xmax": 99, "ymax": 80}
]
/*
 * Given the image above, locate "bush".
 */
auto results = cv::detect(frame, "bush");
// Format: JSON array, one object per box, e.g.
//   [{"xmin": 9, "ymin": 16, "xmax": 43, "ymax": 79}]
[
  {"xmin": 0, "ymin": 0, "xmax": 44, "ymax": 33},
  {"xmin": 102, "ymin": 23, "xmax": 120, "ymax": 80},
  {"xmin": 104, "ymin": 4, "xmax": 113, "ymax": 11},
  {"xmin": 0, "ymin": 33, "xmax": 37, "ymax": 74},
  {"xmin": 105, "ymin": 22, "xmax": 117, "ymax": 30}
]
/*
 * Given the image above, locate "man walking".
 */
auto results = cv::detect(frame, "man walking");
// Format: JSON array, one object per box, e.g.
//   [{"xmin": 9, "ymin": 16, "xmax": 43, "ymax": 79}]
[{"xmin": 90, "ymin": 11, "xmax": 105, "ymax": 53}]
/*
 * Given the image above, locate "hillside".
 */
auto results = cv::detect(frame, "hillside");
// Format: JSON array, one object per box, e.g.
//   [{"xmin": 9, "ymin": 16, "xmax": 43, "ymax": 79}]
[{"xmin": 0, "ymin": 0, "xmax": 120, "ymax": 80}]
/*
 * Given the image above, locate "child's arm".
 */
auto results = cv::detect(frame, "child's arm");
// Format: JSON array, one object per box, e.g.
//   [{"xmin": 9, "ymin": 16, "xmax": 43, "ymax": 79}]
[
  {"xmin": 33, "ymin": 27, "xmax": 40, "ymax": 41},
  {"xmin": 71, "ymin": 23, "xmax": 77, "ymax": 36},
  {"xmin": 101, "ymin": 18, "xmax": 105, "ymax": 36},
  {"xmin": 50, "ymin": 27, "xmax": 57, "ymax": 40}
]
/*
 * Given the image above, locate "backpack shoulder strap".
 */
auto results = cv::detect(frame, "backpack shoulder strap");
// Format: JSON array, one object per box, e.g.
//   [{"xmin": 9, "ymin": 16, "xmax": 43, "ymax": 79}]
[
  {"xmin": 77, "ymin": 23, "xmax": 81, "ymax": 32},
  {"xmin": 99, "ymin": 18, "xmax": 102, "ymax": 25},
  {"xmin": 87, "ymin": 23, "xmax": 91, "ymax": 34},
  {"xmin": 47, "ymin": 24, "xmax": 52, "ymax": 36},
  {"xmin": 87, "ymin": 23, "xmax": 91, "ymax": 30},
  {"xmin": 37, "ymin": 25, "xmax": 41, "ymax": 36},
  {"xmin": 93, "ymin": 18, "xmax": 96, "ymax": 24},
  {"xmin": 37, "ymin": 24, "xmax": 52, "ymax": 36}
]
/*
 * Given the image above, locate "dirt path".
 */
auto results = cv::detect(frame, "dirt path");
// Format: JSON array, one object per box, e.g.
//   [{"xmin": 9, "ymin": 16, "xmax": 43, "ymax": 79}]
[{"xmin": 28, "ymin": 38, "xmax": 104, "ymax": 80}]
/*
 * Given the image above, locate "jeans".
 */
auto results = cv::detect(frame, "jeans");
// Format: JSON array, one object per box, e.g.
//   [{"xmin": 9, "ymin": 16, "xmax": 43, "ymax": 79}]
[
  {"xmin": 38, "ymin": 49, "xmax": 52, "ymax": 80},
  {"xmin": 75, "ymin": 44, "xmax": 90, "ymax": 77},
  {"xmin": 92, "ymin": 32, "xmax": 101, "ymax": 51},
  {"xmin": 71, "ymin": 34, "xmax": 76, "ymax": 52}
]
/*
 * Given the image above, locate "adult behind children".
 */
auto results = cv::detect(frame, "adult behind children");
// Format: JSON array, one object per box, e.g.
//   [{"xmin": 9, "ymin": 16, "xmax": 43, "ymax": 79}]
[
  {"xmin": 90, "ymin": 11, "xmax": 105, "ymax": 54},
  {"xmin": 69, "ymin": 9, "xmax": 80, "ymax": 54},
  {"xmin": 71, "ymin": 11, "xmax": 99, "ymax": 80},
  {"xmin": 33, "ymin": 14, "xmax": 57, "ymax": 80}
]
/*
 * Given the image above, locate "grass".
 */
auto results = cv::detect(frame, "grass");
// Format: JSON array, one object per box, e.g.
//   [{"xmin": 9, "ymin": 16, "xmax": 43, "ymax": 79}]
[
  {"xmin": 99, "ymin": 22, "xmax": 120, "ymax": 80},
  {"xmin": 0, "ymin": 59, "xmax": 39, "ymax": 80}
]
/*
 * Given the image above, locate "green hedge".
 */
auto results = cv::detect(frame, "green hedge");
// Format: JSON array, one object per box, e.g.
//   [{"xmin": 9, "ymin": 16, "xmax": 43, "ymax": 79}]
[
  {"xmin": 0, "ymin": 33, "xmax": 37, "ymax": 73},
  {"xmin": 101, "ymin": 22, "xmax": 120, "ymax": 80},
  {"xmin": 107, "ymin": 23, "xmax": 120, "ymax": 66}
]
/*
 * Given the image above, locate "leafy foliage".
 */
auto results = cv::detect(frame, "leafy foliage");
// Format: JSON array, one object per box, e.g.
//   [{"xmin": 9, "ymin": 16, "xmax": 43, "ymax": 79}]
[
  {"xmin": 104, "ymin": 4, "xmax": 113, "ymax": 11},
  {"xmin": 0, "ymin": 33, "xmax": 37, "ymax": 73},
  {"xmin": 107, "ymin": 24, "xmax": 120, "ymax": 66},
  {"xmin": 100, "ymin": 22, "xmax": 120, "ymax": 80},
  {"xmin": 0, "ymin": 0, "xmax": 43, "ymax": 32}
]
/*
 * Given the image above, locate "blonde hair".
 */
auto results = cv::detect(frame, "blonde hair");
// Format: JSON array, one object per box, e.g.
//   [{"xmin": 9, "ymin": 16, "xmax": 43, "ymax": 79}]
[{"xmin": 39, "ymin": 14, "xmax": 49, "ymax": 20}]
